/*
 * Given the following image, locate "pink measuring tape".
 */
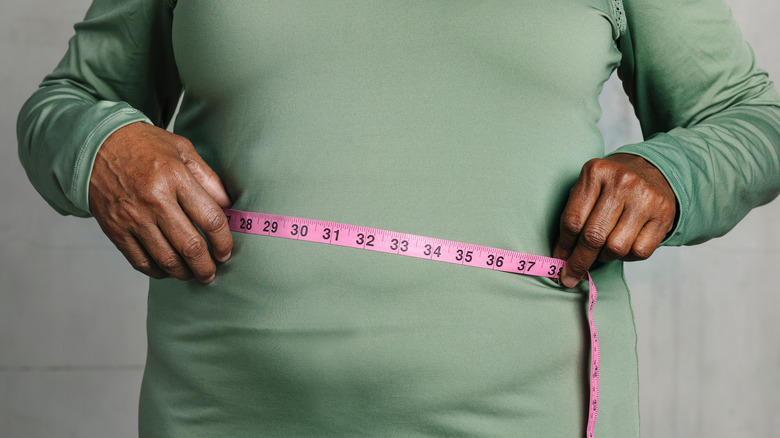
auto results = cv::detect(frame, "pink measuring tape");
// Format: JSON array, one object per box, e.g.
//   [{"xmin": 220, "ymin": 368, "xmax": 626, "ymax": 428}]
[{"xmin": 224, "ymin": 208, "xmax": 600, "ymax": 437}]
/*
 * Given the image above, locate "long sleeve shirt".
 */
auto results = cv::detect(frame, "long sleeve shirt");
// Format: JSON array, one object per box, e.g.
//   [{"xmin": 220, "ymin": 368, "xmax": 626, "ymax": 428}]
[{"xmin": 17, "ymin": 1, "xmax": 780, "ymax": 436}]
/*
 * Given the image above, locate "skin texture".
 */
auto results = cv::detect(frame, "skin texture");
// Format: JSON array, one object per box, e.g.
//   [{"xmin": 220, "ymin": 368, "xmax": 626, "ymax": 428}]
[
  {"xmin": 88, "ymin": 122, "xmax": 233, "ymax": 284},
  {"xmin": 89, "ymin": 123, "xmax": 676, "ymax": 287},
  {"xmin": 553, "ymin": 153, "xmax": 677, "ymax": 288}
]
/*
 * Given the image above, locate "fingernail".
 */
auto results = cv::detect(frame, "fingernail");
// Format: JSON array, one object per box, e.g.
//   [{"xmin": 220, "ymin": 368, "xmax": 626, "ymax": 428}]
[
  {"xmin": 204, "ymin": 273, "xmax": 216, "ymax": 284},
  {"xmin": 561, "ymin": 275, "xmax": 579, "ymax": 288},
  {"xmin": 217, "ymin": 251, "xmax": 232, "ymax": 263}
]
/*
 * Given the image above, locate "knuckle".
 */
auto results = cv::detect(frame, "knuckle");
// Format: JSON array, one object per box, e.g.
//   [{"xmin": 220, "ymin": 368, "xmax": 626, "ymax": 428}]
[
  {"xmin": 582, "ymin": 158, "xmax": 614, "ymax": 178},
  {"xmin": 158, "ymin": 162, "xmax": 188, "ymax": 185},
  {"xmin": 172, "ymin": 136, "xmax": 194, "ymax": 153},
  {"xmin": 181, "ymin": 154, "xmax": 202, "ymax": 173},
  {"xmin": 581, "ymin": 158, "xmax": 601, "ymax": 174},
  {"xmin": 130, "ymin": 258, "xmax": 154, "ymax": 274},
  {"xmin": 605, "ymin": 239, "xmax": 630, "ymax": 259},
  {"xmin": 174, "ymin": 140, "xmax": 199, "ymax": 165},
  {"xmin": 201, "ymin": 209, "xmax": 228, "ymax": 233},
  {"xmin": 638, "ymin": 182, "xmax": 659, "ymax": 199},
  {"xmin": 658, "ymin": 199, "xmax": 677, "ymax": 219},
  {"xmin": 631, "ymin": 243, "xmax": 656, "ymax": 260},
  {"xmin": 581, "ymin": 226, "xmax": 608, "ymax": 250},
  {"xmin": 614, "ymin": 171, "xmax": 639, "ymax": 189},
  {"xmin": 156, "ymin": 253, "xmax": 182, "ymax": 272},
  {"xmin": 560, "ymin": 215, "xmax": 584, "ymax": 237},
  {"xmin": 136, "ymin": 174, "xmax": 175, "ymax": 203},
  {"xmin": 180, "ymin": 237, "xmax": 207, "ymax": 260}
]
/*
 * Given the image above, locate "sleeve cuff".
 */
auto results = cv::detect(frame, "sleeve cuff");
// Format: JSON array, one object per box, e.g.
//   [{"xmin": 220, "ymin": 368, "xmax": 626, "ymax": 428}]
[{"xmin": 67, "ymin": 101, "xmax": 151, "ymax": 215}]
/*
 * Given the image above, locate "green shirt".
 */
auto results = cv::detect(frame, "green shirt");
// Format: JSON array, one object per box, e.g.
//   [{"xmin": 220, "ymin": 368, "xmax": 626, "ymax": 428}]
[{"xmin": 17, "ymin": 1, "xmax": 780, "ymax": 436}]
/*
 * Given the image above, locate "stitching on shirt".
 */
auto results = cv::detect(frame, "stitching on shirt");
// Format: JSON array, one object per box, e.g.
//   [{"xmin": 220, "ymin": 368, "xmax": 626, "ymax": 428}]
[
  {"xmin": 69, "ymin": 108, "xmax": 142, "ymax": 208},
  {"xmin": 611, "ymin": 0, "xmax": 627, "ymax": 37}
]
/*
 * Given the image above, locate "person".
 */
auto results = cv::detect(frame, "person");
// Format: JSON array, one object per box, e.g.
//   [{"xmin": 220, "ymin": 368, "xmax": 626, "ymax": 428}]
[{"xmin": 16, "ymin": 1, "xmax": 780, "ymax": 436}]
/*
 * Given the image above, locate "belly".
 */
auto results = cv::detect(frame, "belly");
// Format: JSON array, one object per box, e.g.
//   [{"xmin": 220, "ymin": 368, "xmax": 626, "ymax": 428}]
[{"xmin": 142, "ymin": 241, "xmax": 590, "ymax": 434}]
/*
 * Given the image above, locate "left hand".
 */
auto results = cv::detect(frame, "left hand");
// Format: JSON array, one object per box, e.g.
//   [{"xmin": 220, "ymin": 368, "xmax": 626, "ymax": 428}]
[{"xmin": 552, "ymin": 153, "xmax": 677, "ymax": 288}]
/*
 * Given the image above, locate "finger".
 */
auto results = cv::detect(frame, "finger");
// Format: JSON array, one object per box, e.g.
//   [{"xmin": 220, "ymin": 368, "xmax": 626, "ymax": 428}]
[
  {"xmin": 177, "ymin": 142, "xmax": 232, "ymax": 208},
  {"xmin": 156, "ymin": 207, "xmax": 217, "ymax": 284},
  {"xmin": 597, "ymin": 206, "xmax": 648, "ymax": 263},
  {"xmin": 624, "ymin": 218, "xmax": 670, "ymax": 262},
  {"xmin": 553, "ymin": 174, "xmax": 601, "ymax": 261},
  {"xmin": 177, "ymin": 180, "xmax": 233, "ymax": 263},
  {"xmin": 134, "ymin": 223, "xmax": 195, "ymax": 281},
  {"xmin": 560, "ymin": 194, "xmax": 624, "ymax": 288},
  {"xmin": 602, "ymin": 187, "xmax": 675, "ymax": 262},
  {"xmin": 112, "ymin": 234, "xmax": 170, "ymax": 280}
]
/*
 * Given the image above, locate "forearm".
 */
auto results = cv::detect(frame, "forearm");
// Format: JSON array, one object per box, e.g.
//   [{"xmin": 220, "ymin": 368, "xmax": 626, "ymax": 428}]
[
  {"xmin": 17, "ymin": 81, "xmax": 150, "ymax": 216},
  {"xmin": 16, "ymin": 0, "xmax": 180, "ymax": 217}
]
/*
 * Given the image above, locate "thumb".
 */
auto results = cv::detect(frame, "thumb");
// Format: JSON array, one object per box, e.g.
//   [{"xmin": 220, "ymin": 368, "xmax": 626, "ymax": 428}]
[{"xmin": 179, "ymin": 148, "xmax": 232, "ymax": 208}]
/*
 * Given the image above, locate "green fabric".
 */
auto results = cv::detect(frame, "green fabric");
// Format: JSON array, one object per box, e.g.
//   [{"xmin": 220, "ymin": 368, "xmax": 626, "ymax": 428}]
[
  {"xmin": 16, "ymin": 1, "xmax": 780, "ymax": 437},
  {"xmin": 613, "ymin": 0, "xmax": 780, "ymax": 245}
]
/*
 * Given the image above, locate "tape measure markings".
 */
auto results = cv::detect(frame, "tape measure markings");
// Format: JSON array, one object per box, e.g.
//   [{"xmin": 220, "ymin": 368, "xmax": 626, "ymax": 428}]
[
  {"xmin": 223, "ymin": 208, "xmax": 599, "ymax": 438},
  {"xmin": 224, "ymin": 210, "xmax": 565, "ymax": 278}
]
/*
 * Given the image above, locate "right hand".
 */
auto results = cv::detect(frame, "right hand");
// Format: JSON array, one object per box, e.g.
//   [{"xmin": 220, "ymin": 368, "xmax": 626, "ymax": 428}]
[{"xmin": 88, "ymin": 122, "xmax": 233, "ymax": 284}]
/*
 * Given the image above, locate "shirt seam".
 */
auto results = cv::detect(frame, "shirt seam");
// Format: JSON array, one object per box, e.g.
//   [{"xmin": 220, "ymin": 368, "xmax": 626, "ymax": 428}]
[{"xmin": 611, "ymin": 0, "xmax": 627, "ymax": 37}]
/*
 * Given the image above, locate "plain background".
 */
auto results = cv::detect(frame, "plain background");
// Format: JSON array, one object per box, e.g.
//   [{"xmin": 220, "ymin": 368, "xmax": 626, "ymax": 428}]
[{"xmin": 1, "ymin": 1, "xmax": 778, "ymax": 437}]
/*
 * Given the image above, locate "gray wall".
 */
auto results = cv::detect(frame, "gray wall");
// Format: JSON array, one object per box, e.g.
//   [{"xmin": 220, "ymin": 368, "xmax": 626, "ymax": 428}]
[{"xmin": 1, "ymin": 1, "xmax": 778, "ymax": 437}]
